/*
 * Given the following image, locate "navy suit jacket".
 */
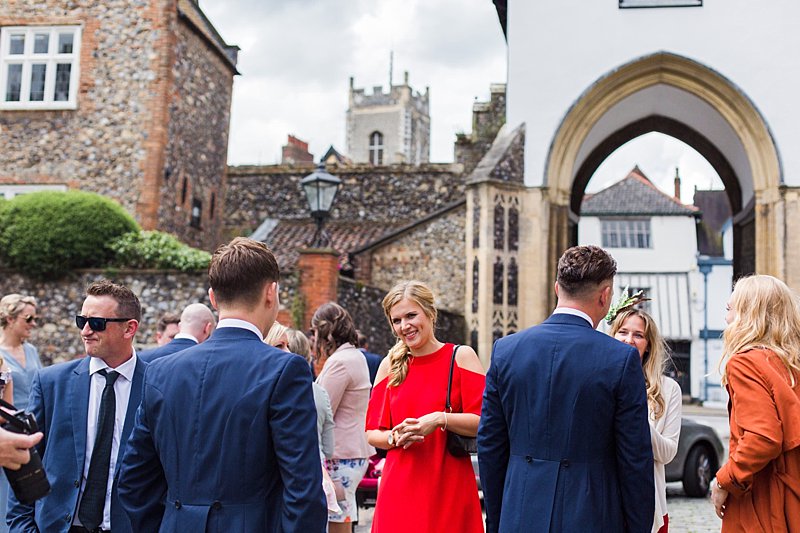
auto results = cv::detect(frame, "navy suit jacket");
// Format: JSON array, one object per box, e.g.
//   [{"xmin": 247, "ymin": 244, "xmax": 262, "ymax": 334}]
[
  {"xmin": 118, "ymin": 327, "xmax": 327, "ymax": 533},
  {"xmin": 7, "ymin": 356, "xmax": 146, "ymax": 533},
  {"xmin": 477, "ymin": 313, "xmax": 654, "ymax": 533},
  {"xmin": 360, "ymin": 350, "xmax": 381, "ymax": 385},
  {"xmin": 138, "ymin": 337, "xmax": 197, "ymax": 363}
]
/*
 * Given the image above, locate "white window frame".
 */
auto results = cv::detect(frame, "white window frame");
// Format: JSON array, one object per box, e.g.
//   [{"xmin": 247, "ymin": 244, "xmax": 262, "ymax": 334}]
[
  {"xmin": 0, "ymin": 184, "xmax": 67, "ymax": 199},
  {"xmin": 601, "ymin": 219, "xmax": 652, "ymax": 249},
  {"xmin": 0, "ymin": 25, "xmax": 81, "ymax": 110},
  {"xmin": 369, "ymin": 131, "xmax": 384, "ymax": 165}
]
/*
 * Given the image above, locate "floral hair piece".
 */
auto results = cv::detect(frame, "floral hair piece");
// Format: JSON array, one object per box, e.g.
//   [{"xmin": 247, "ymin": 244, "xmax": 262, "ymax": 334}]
[{"xmin": 604, "ymin": 286, "xmax": 651, "ymax": 325}]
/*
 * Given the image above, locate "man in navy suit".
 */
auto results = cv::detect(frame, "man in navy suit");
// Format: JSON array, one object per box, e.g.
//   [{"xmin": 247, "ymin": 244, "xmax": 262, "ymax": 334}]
[
  {"xmin": 8, "ymin": 280, "xmax": 146, "ymax": 533},
  {"xmin": 356, "ymin": 331, "xmax": 381, "ymax": 385},
  {"xmin": 478, "ymin": 245, "xmax": 654, "ymax": 533},
  {"xmin": 139, "ymin": 303, "xmax": 216, "ymax": 363},
  {"xmin": 118, "ymin": 237, "xmax": 326, "ymax": 532}
]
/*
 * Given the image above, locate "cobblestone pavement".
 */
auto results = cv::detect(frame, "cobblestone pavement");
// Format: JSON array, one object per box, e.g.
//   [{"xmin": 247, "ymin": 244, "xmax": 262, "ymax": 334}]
[{"xmin": 666, "ymin": 482, "xmax": 720, "ymax": 533}]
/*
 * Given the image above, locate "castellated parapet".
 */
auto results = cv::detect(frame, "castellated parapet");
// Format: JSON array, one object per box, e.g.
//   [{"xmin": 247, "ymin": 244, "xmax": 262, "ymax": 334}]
[{"xmin": 346, "ymin": 71, "xmax": 430, "ymax": 165}]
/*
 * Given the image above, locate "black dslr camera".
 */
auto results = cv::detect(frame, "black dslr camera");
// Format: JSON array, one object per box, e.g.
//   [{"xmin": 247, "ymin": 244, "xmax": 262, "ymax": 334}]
[{"xmin": 0, "ymin": 399, "xmax": 50, "ymax": 505}]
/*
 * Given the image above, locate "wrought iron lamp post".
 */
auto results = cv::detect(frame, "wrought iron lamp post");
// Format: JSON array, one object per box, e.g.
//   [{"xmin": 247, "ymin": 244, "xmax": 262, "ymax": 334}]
[{"xmin": 301, "ymin": 163, "xmax": 342, "ymax": 247}]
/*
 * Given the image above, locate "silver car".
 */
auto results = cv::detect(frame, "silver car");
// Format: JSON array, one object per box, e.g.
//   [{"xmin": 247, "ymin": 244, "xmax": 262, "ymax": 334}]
[{"xmin": 665, "ymin": 418, "xmax": 725, "ymax": 497}]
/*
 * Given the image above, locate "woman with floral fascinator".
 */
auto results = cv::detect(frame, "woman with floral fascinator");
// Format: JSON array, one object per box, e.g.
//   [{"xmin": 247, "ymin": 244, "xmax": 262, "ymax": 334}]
[{"xmin": 609, "ymin": 291, "xmax": 682, "ymax": 533}]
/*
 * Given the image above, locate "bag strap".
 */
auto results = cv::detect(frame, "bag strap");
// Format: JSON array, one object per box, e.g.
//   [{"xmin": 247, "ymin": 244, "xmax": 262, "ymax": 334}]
[{"xmin": 445, "ymin": 344, "xmax": 461, "ymax": 412}]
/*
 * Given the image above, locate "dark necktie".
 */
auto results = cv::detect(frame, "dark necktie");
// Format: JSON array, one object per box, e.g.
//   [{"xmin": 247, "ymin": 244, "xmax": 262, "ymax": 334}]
[{"xmin": 78, "ymin": 369, "xmax": 120, "ymax": 530}]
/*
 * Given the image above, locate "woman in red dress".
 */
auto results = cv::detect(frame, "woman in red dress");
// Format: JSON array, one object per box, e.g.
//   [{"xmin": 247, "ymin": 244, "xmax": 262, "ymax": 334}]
[{"xmin": 365, "ymin": 280, "xmax": 485, "ymax": 533}]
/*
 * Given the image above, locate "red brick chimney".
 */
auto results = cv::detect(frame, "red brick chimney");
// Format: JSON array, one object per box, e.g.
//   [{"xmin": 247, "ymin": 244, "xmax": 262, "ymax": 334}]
[
  {"xmin": 281, "ymin": 135, "xmax": 314, "ymax": 165},
  {"xmin": 674, "ymin": 167, "xmax": 681, "ymax": 201},
  {"xmin": 297, "ymin": 248, "xmax": 339, "ymax": 331}
]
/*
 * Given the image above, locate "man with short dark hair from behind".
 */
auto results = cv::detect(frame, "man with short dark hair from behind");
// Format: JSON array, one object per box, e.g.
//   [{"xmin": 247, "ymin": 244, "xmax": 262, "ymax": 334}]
[
  {"xmin": 119, "ymin": 237, "xmax": 326, "ymax": 532},
  {"xmin": 478, "ymin": 245, "xmax": 654, "ymax": 533},
  {"xmin": 8, "ymin": 280, "xmax": 146, "ymax": 533},
  {"xmin": 154, "ymin": 313, "xmax": 180, "ymax": 347},
  {"xmin": 139, "ymin": 303, "xmax": 216, "ymax": 363}
]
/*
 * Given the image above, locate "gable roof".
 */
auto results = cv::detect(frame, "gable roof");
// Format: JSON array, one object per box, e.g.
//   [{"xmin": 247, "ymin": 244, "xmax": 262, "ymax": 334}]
[{"xmin": 581, "ymin": 166, "xmax": 699, "ymax": 217}]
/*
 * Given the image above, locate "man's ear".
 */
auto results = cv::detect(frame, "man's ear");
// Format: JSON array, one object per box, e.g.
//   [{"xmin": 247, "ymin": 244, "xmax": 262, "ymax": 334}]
[
  {"xmin": 554, "ymin": 281, "xmax": 560, "ymax": 299},
  {"xmin": 599, "ymin": 284, "xmax": 612, "ymax": 308},
  {"xmin": 208, "ymin": 288, "xmax": 219, "ymax": 311},
  {"xmin": 263, "ymin": 281, "xmax": 278, "ymax": 308}
]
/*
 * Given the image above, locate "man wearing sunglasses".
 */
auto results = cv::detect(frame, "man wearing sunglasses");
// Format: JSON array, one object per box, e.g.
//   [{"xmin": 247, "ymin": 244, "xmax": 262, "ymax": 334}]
[
  {"xmin": 8, "ymin": 280, "xmax": 145, "ymax": 533},
  {"xmin": 118, "ymin": 237, "xmax": 325, "ymax": 533}
]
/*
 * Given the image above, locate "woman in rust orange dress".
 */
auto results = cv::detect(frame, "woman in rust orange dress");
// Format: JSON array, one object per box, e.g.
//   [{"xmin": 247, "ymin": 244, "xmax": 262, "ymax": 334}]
[
  {"xmin": 711, "ymin": 275, "xmax": 800, "ymax": 532},
  {"xmin": 365, "ymin": 280, "xmax": 485, "ymax": 533}
]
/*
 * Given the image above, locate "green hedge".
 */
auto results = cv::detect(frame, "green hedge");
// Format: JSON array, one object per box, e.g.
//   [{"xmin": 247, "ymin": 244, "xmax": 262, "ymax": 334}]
[
  {"xmin": 0, "ymin": 191, "xmax": 140, "ymax": 278},
  {"xmin": 109, "ymin": 230, "xmax": 211, "ymax": 271}
]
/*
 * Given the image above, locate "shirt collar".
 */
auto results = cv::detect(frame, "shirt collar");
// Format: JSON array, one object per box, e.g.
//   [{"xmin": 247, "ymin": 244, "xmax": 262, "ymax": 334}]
[
  {"xmin": 173, "ymin": 333, "xmax": 198, "ymax": 343},
  {"xmin": 216, "ymin": 318, "xmax": 264, "ymax": 342},
  {"xmin": 552, "ymin": 307, "xmax": 594, "ymax": 328},
  {"xmin": 89, "ymin": 349, "xmax": 137, "ymax": 382}
]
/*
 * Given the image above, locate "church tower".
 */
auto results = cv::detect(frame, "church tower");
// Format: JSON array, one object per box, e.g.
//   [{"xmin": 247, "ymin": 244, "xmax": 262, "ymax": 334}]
[{"xmin": 346, "ymin": 71, "xmax": 430, "ymax": 165}]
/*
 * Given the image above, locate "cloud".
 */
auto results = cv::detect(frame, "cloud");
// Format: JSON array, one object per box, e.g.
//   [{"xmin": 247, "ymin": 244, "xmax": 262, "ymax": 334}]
[{"xmin": 201, "ymin": 0, "xmax": 506, "ymax": 164}]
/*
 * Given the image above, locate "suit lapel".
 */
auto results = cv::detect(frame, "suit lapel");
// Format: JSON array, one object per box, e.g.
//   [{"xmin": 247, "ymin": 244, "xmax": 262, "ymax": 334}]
[
  {"xmin": 116, "ymin": 357, "xmax": 145, "ymax": 474},
  {"xmin": 71, "ymin": 358, "xmax": 91, "ymax": 472}
]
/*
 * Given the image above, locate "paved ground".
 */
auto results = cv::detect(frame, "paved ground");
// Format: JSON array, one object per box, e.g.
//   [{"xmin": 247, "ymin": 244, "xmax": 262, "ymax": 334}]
[{"xmin": 355, "ymin": 404, "xmax": 729, "ymax": 532}]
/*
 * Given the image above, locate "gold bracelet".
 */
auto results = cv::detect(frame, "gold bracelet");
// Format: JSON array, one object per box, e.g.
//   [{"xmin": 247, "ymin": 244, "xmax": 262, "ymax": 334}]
[{"xmin": 441, "ymin": 411, "xmax": 448, "ymax": 432}]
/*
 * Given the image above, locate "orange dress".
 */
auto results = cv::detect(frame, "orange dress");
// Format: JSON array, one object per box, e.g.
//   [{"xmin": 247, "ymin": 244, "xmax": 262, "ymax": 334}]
[
  {"xmin": 365, "ymin": 343, "xmax": 485, "ymax": 533},
  {"xmin": 716, "ymin": 348, "xmax": 800, "ymax": 532}
]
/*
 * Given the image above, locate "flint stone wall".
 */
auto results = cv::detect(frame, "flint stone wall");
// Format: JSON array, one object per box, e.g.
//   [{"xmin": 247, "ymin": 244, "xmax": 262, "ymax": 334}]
[
  {"xmin": 223, "ymin": 163, "xmax": 465, "ymax": 238},
  {"xmin": 0, "ymin": 0, "xmax": 156, "ymax": 215},
  {"xmin": 0, "ymin": 269, "xmax": 209, "ymax": 365},
  {"xmin": 363, "ymin": 204, "xmax": 466, "ymax": 313},
  {"xmin": 159, "ymin": 15, "xmax": 233, "ymax": 249}
]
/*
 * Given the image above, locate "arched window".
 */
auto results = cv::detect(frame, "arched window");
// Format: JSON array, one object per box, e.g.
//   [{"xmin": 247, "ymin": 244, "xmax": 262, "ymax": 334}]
[{"xmin": 369, "ymin": 131, "xmax": 384, "ymax": 165}]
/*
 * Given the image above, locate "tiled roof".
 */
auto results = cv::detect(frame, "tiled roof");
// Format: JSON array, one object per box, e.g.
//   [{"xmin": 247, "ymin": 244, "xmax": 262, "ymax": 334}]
[
  {"xmin": 581, "ymin": 166, "xmax": 699, "ymax": 216},
  {"xmin": 262, "ymin": 219, "xmax": 398, "ymax": 271}
]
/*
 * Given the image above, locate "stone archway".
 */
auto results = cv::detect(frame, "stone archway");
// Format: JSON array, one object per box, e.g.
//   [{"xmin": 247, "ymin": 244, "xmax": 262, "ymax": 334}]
[{"xmin": 531, "ymin": 51, "xmax": 783, "ymax": 320}]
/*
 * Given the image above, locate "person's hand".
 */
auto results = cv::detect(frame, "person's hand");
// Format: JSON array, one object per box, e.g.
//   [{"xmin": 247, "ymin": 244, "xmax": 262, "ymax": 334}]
[
  {"xmin": 0, "ymin": 428, "xmax": 42, "ymax": 470},
  {"xmin": 393, "ymin": 413, "xmax": 444, "ymax": 449},
  {"xmin": 710, "ymin": 479, "xmax": 728, "ymax": 519}
]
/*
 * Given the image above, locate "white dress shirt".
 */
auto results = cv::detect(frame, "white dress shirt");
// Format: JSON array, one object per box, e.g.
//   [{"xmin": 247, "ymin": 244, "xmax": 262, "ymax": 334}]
[
  {"xmin": 216, "ymin": 318, "xmax": 264, "ymax": 341},
  {"xmin": 173, "ymin": 332, "xmax": 199, "ymax": 343},
  {"xmin": 552, "ymin": 306, "xmax": 594, "ymax": 327},
  {"xmin": 74, "ymin": 352, "xmax": 137, "ymax": 530}
]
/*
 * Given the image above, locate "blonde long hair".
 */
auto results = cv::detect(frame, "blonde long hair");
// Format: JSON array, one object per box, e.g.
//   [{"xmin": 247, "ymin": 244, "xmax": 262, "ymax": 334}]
[
  {"xmin": 721, "ymin": 275, "xmax": 800, "ymax": 386},
  {"xmin": 610, "ymin": 308, "xmax": 671, "ymax": 420},
  {"xmin": 381, "ymin": 281, "xmax": 438, "ymax": 387},
  {"xmin": 265, "ymin": 321, "xmax": 289, "ymax": 347}
]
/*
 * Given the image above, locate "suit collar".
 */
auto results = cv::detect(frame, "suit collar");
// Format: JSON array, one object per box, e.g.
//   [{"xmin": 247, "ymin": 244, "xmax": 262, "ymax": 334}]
[
  {"xmin": 116, "ymin": 357, "xmax": 146, "ymax": 475},
  {"xmin": 71, "ymin": 358, "xmax": 91, "ymax": 472},
  {"xmin": 209, "ymin": 326, "xmax": 263, "ymax": 342},
  {"xmin": 544, "ymin": 312, "xmax": 596, "ymax": 329}
]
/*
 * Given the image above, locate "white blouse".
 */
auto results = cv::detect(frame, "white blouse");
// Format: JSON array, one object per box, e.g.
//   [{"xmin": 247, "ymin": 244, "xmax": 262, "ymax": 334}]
[{"xmin": 651, "ymin": 376, "xmax": 682, "ymax": 533}]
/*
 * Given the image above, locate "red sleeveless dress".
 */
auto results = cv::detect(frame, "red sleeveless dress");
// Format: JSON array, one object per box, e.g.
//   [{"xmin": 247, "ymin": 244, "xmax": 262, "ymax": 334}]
[{"xmin": 365, "ymin": 343, "xmax": 485, "ymax": 533}]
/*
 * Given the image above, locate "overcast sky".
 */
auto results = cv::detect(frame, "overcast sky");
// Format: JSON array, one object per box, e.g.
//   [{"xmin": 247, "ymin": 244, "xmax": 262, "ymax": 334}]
[{"xmin": 202, "ymin": 0, "xmax": 723, "ymax": 202}]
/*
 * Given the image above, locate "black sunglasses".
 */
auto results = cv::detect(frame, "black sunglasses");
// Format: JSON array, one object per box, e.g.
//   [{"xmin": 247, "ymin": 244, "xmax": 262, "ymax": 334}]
[
  {"xmin": 22, "ymin": 314, "xmax": 37, "ymax": 324},
  {"xmin": 75, "ymin": 315, "xmax": 132, "ymax": 332}
]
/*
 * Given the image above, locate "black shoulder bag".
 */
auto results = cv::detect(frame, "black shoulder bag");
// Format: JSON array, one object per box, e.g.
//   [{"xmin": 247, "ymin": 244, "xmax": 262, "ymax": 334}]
[{"xmin": 445, "ymin": 344, "xmax": 478, "ymax": 457}]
